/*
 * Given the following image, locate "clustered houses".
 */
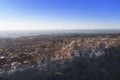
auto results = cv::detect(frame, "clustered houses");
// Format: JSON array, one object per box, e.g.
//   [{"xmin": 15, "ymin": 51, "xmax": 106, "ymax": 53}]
[{"xmin": 0, "ymin": 33, "xmax": 120, "ymax": 76}]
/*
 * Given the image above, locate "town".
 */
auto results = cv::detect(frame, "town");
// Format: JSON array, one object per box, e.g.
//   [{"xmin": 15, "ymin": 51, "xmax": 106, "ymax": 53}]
[{"xmin": 0, "ymin": 33, "xmax": 120, "ymax": 77}]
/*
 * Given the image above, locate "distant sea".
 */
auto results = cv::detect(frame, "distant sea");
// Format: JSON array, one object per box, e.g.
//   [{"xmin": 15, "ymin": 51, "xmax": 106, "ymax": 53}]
[{"xmin": 0, "ymin": 29, "xmax": 120, "ymax": 38}]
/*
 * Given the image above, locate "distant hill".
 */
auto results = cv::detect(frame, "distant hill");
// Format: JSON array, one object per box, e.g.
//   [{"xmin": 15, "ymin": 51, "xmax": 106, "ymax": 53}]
[{"xmin": 0, "ymin": 29, "xmax": 120, "ymax": 38}]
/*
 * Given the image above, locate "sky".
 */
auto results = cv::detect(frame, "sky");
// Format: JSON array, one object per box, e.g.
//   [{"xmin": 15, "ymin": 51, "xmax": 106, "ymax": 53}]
[{"xmin": 0, "ymin": 0, "xmax": 120, "ymax": 31}]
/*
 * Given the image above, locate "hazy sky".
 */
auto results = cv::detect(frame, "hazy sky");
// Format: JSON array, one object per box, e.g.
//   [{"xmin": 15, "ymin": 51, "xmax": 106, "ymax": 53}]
[{"xmin": 0, "ymin": 0, "xmax": 120, "ymax": 31}]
